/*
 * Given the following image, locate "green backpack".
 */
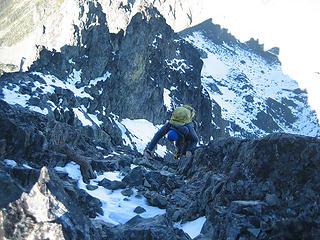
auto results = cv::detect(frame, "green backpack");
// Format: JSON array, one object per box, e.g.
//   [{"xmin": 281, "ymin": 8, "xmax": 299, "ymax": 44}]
[{"xmin": 170, "ymin": 105, "xmax": 196, "ymax": 126}]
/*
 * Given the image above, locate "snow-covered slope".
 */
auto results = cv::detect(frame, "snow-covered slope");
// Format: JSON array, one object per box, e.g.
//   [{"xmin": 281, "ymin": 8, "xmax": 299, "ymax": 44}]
[
  {"xmin": 0, "ymin": 70, "xmax": 170, "ymax": 156},
  {"xmin": 184, "ymin": 31, "xmax": 320, "ymax": 138}
]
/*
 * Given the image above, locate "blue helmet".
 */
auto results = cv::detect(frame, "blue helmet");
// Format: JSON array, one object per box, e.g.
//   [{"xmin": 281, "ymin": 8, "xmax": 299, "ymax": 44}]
[{"xmin": 167, "ymin": 130, "xmax": 180, "ymax": 141}]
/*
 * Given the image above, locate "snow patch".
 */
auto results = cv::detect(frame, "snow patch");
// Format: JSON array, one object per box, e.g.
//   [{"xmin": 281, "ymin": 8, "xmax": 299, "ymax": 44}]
[
  {"xmin": 54, "ymin": 162, "xmax": 166, "ymax": 225},
  {"xmin": 165, "ymin": 58, "xmax": 191, "ymax": 73},
  {"xmin": 121, "ymin": 119, "xmax": 167, "ymax": 157},
  {"xmin": 163, "ymin": 88, "xmax": 173, "ymax": 111},
  {"xmin": 73, "ymin": 108, "xmax": 93, "ymax": 126},
  {"xmin": 4, "ymin": 159, "xmax": 17, "ymax": 167},
  {"xmin": 174, "ymin": 216, "xmax": 206, "ymax": 239}
]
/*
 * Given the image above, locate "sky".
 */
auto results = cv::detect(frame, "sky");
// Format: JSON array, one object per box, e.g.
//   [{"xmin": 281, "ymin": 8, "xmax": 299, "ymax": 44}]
[{"xmin": 196, "ymin": 0, "xmax": 320, "ymax": 117}]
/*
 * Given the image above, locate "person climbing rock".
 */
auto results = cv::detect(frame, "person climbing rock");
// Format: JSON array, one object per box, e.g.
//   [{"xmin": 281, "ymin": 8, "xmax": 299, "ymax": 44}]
[{"xmin": 144, "ymin": 105, "xmax": 198, "ymax": 160}]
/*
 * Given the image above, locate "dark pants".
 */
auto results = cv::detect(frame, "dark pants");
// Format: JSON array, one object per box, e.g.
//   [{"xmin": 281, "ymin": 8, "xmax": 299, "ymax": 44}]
[{"xmin": 176, "ymin": 137, "xmax": 187, "ymax": 155}]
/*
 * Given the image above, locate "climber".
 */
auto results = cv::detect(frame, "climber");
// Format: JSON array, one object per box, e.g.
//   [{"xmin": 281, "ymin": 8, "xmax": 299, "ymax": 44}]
[{"xmin": 144, "ymin": 105, "xmax": 198, "ymax": 160}]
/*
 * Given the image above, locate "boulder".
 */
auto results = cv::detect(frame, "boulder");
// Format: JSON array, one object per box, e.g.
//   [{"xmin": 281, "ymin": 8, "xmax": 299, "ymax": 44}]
[{"xmin": 0, "ymin": 167, "xmax": 102, "ymax": 240}]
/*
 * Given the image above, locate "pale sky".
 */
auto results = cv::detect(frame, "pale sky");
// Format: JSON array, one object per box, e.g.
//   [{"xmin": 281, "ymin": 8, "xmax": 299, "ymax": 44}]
[{"xmin": 200, "ymin": 0, "xmax": 320, "ymax": 117}]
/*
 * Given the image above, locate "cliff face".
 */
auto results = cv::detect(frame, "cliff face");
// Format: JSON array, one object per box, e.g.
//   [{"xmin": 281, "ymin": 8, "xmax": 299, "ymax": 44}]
[
  {"xmin": 1, "ymin": 3, "xmax": 220, "ymax": 145},
  {"xmin": 114, "ymin": 7, "xmax": 215, "ymax": 138},
  {"xmin": 0, "ymin": 0, "xmax": 185, "ymax": 70}
]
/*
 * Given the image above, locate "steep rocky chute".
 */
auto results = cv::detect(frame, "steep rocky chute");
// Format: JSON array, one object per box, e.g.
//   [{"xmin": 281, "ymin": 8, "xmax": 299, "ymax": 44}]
[{"xmin": 1, "ymin": 99, "xmax": 320, "ymax": 239}]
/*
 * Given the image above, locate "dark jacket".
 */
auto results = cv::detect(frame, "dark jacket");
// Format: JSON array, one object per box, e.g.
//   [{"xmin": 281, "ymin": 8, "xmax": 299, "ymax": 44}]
[{"xmin": 146, "ymin": 121, "xmax": 198, "ymax": 153}]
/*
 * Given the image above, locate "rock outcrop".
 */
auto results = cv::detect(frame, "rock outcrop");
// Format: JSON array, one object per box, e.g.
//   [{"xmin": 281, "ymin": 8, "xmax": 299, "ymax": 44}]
[
  {"xmin": 0, "ymin": 167, "xmax": 101, "ymax": 240},
  {"xmin": 173, "ymin": 134, "xmax": 320, "ymax": 239}
]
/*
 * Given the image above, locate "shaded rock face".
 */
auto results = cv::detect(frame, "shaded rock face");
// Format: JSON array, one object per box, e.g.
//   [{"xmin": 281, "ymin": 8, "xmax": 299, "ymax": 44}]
[
  {"xmin": 112, "ymin": 7, "xmax": 216, "ymax": 140},
  {"xmin": 0, "ymin": 99, "xmax": 110, "ymax": 210},
  {"xmin": 30, "ymin": 1, "xmax": 114, "ymax": 82},
  {"xmin": 0, "ymin": 100, "xmax": 108, "ymax": 164},
  {"xmin": 173, "ymin": 134, "xmax": 320, "ymax": 239}
]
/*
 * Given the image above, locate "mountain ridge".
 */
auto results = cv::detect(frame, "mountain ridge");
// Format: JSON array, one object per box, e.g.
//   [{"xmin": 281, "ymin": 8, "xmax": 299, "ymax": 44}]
[
  {"xmin": 0, "ymin": 1, "xmax": 320, "ymax": 239},
  {"xmin": 1, "ymin": 1, "xmax": 318, "ymax": 141}
]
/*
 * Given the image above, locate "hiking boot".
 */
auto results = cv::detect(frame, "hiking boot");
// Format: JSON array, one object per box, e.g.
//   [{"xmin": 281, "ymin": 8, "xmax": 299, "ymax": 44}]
[{"xmin": 174, "ymin": 152, "xmax": 180, "ymax": 159}]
